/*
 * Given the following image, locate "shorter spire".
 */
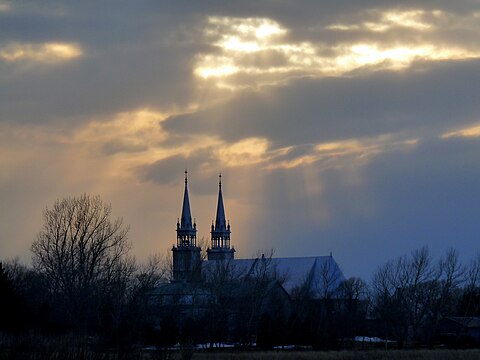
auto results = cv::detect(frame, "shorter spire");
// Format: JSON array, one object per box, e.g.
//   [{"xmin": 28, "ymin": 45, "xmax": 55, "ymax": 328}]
[
  {"xmin": 180, "ymin": 169, "xmax": 193, "ymax": 229},
  {"xmin": 215, "ymin": 173, "xmax": 226, "ymax": 231},
  {"xmin": 208, "ymin": 173, "xmax": 234, "ymax": 259}
]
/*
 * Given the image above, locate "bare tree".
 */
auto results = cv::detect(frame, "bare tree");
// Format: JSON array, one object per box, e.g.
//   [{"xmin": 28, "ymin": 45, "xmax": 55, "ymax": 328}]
[
  {"xmin": 465, "ymin": 253, "xmax": 480, "ymax": 290},
  {"xmin": 336, "ymin": 277, "xmax": 370, "ymax": 345},
  {"xmin": 317, "ymin": 258, "xmax": 342, "ymax": 299},
  {"xmin": 371, "ymin": 246, "xmax": 434, "ymax": 346},
  {"xmin": 371, "ymin": 246, "xmax": 471, "ymax": 346},
  {"xmin": 133, "ymin": 253, "xmax": 170, "ymax": 292},
  {"xmin": 31, "ymin": 194, "xmax": 131, "ymax": 331},
  {"xmin": 337, "ymin": 277, "xmax": 368, "ymax": 301},
  {"xmin": 457, "ymin": 253, "xmax": 480, "ymax": 318}
]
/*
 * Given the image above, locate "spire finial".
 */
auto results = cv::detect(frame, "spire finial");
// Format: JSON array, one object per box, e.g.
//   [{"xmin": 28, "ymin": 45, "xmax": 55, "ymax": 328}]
[
  {"xmin": 185, "ymin": 169, "xmax": 188, "ymax": 184},
  {"xmin": 219, "ymin": 172, "xmax": 222, "ymax": 188}
]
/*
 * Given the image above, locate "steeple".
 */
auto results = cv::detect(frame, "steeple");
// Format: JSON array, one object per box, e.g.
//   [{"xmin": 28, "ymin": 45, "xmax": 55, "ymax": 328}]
[
  {"xmin": 208, "ymin": 173, "xmax": 234, "ymax": 261},
  {"xmin": 180, "ymin": 169, "xmax": 193, "ymax": 230},
  {"xmin": 215, "ymin": 173, "xmax": 227, "ymax": 232},
  {"xmin": 172, "ymin": 170, "xmax": 201, "ymax": 283},
  {"xmin": 176, "ymin": 169, "xmax": 197, "ymax": 247}
]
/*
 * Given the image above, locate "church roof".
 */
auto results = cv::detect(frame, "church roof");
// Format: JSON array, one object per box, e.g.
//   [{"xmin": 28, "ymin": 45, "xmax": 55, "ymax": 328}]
[{"xmin": 203, "ymin": 255, "xmax": 345, "ymax": 299}]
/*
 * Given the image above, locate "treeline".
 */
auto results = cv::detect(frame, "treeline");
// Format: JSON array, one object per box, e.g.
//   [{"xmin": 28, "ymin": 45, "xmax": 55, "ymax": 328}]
[
  {"xmin": 369, "ymin": 246, "xmax": 480, "ymax": 347},
  {"xmin": 0, "ymin": 195, "xmax": 170, "ymax": 350},
  {"xmin": 1, "ymin": 194, "xmax": 479, "ymax": 351}
]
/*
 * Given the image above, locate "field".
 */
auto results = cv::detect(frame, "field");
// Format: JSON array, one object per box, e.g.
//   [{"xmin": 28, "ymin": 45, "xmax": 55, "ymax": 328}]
[
  {"xmin": 1, "ymin": 335, "xmax": 479, "ymax": 360},
  {"xmin": 1, "ymin": 349, "xmax": 480, "ymax": 360},
  {"xmin": 190, "ymin": 350, "xmax": 480, "ymax": 360}
]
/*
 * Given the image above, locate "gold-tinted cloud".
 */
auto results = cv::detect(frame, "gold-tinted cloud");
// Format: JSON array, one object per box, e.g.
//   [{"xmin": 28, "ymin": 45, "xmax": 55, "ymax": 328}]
[
  {"xmin": 441, "ymin": 123, "xmax": 480, "ymax": 139},
  {"xmin": 194, "ymin": 12, "xmax": 480, "ymax": 89},
  {"xmin": 0, "ymin": 42, "xmax": 82, "ymax": 63},
  {"xmin": 73, "ymin": 110, "xmax": 169, "ymax": 148},
  {"xmin": 76, "ymin": 110, "xmax": 419, "ymax": 174},
  {"xmin": 266, "ymin": 135, "xmax": 419, "ymax": 170},
  {"xmin": 215, "ymin": 137, "xmax": 292, "ymax": 167},
  {"xmin": 329, "ymin": 9, "xmax": 434, "ymax": 32}
]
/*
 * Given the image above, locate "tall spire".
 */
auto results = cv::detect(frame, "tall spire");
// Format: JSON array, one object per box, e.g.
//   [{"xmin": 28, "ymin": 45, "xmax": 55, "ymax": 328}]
[
  {"xmin": 176, "ymin": 169, "xmax": 197, "ymax": 247},
  {"xmin": 181, "ymin": 169, "xmax": 193, "ymax": 229},
  {"xmin": 215, "ymin": 173, "xmax": 227, "ymax": 231}
]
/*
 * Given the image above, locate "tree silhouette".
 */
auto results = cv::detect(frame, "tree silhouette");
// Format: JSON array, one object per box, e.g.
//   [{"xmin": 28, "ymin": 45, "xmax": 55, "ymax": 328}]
[{"xmin": 31, "ymin": 194, "xmax": 131, "ymax": 333}]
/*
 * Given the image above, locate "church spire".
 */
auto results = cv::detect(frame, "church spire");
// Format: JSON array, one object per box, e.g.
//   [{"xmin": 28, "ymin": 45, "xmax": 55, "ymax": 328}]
[
  {"xmin": 180, "ymin": 169, "xmax": 193, "ymax": 230},
  {"xmin": 208, "ymin": 173, "xmax": 234, "ymax": 260},
  {"xmin": 176, "ymin": 169, "xmax": 197, "ymax": 247},
  {"xmin": 215, "ymin": 173, "xmax": 227, "ymax": 232}
]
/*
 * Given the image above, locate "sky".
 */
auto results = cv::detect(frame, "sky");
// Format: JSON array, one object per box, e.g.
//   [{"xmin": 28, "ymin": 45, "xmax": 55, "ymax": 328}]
[{"xmin": 1, "ymin": 0, "xmax": 480, "ymax": 280}]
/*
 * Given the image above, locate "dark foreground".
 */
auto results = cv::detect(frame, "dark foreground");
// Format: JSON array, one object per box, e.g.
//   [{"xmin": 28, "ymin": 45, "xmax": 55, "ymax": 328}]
[
  {"xmin": 192, "ymin": 349, "xmax": 480, "ymax": 359},
  {"xmin": 1, "ymin": 341, "xmax": 480, "ymax": 360}
]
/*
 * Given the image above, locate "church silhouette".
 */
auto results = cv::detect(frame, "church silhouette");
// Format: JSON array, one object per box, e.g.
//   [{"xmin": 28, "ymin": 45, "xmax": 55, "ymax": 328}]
[
  {"xmin": 170, "ymin": 170, "xmax": 345, "ymax": 297},
  {"xmin": 147, "ymin": 171, "xmax": 347, "ymax": 345}
]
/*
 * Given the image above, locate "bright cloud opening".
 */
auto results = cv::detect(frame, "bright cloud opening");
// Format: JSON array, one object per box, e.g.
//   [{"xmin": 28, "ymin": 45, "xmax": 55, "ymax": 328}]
[{"xmin": 194, "ymin": 13, "xmax": 480, "ymax": 90}]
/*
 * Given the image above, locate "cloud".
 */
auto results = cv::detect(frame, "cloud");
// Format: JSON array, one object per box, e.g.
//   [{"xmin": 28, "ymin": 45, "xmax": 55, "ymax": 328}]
[
  {"xmin": 73, "ymin": 109, "xmax": 169, "ymax": 152},
  {"xmin": 0, "ymin": 42, "xmax": 82, "ymax": 63},
  {"xmin": 166, "ymin": 59, "xmax": 480, "ymax": 149},
  {"xmin": 327, "ymin": 9, "xmax": 436, "ymax": 32},
  {"xmin": 194, "ymin": 10, "xmax": 480, "ymax": 90},
  {"xmin": 216, "ymin": 137, "xmax": 288, "ymax": 167},
  {"xmin": 441, "ymin": 123, "xmax": 480, "ymax": 139},
  {"xmin": 267, "ymin": 134, "xmax": 419, "ymax": 170}
]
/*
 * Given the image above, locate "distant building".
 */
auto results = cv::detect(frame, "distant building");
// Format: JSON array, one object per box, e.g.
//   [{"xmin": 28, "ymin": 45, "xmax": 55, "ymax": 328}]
[
  {"xmin": 171, "ymin": 170, "xmax": 345, "ymax": 296},
  {"xmin": 436, "ymin": 317, "xmax": 480, "ymax": 345},
  {"xmin": 148, "ymin": 171, "xmax": 346, "ymax": 345}
]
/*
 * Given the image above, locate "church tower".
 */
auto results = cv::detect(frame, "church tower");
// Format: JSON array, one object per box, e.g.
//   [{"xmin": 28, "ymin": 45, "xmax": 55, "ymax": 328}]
[
  {"xmin": 172, "ymin": 170, "xmax": 201, "ymax": 282},
  {"xmin": 207, "ymin": 173, "xmax": 235, "ymax": 261}
]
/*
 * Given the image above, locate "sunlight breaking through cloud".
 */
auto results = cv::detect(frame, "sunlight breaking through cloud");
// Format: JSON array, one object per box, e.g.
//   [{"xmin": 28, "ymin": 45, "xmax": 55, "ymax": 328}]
[
  {"xmin": 194, "ymin": 12, "xmax": 480, "ymax": 89},
  {"xmin": 0, "ymin": 42, "xmax": 82, "ymax": 63}
]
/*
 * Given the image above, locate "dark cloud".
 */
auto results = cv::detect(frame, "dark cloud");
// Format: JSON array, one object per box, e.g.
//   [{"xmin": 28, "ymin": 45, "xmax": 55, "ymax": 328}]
[
  {"xmin": 136, "ymin": 151, "xmax": 224, "ymax": 195},
  {"xmin": 244, "ymin": 136, "xmax": 480, "ymax": 278},
  {"xmin": 138, "ymin": 155, "xmax": 202, "ymax": 186},
  {"xmin": 165, "ymin": 59, "xmax": 480, "ymax": 148},
  {"xmin": 0, "ymin": 1, "xmax": 204, "ymax": 125}
]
